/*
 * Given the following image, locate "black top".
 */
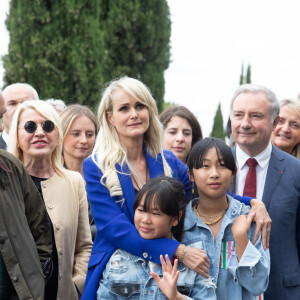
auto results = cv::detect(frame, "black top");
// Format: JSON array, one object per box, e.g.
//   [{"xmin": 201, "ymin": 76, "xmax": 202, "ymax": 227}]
[{"xmin": 31, "ymin": 176, "xmax": 58, "ymax": 300}]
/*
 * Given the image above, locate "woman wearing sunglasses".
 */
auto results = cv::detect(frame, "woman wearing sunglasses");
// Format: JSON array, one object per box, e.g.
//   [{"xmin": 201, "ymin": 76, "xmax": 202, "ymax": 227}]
[{"xmin": 7, "ymin": 100, "xmax": 93, "ymax": 300}]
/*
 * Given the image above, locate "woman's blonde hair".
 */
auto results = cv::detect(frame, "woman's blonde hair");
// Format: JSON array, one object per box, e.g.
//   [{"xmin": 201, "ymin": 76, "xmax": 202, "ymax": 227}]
[
  {"xmin": 93, "ymin": 76, "xmax": 172, "ymax": 196},
  {"xmin": 280, "ymin": 99, "xmax": 300, "ymax": 159},
  {"xmin": 60, "ymin": 104, "xmax": 98, "ymax": 140},
  {"xmin": 7, "ymin": 100, "xmax": 64, "ymax": 175}
]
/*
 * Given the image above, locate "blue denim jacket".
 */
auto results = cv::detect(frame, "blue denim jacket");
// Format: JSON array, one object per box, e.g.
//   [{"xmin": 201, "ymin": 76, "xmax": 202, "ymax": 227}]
[
  {"xmin": 97, "ymin": 247, "xmax": 216, "ymax": 299},
  {"xmin": 182, "ymin": 195, "xmax": 270, "ymax": 300}
]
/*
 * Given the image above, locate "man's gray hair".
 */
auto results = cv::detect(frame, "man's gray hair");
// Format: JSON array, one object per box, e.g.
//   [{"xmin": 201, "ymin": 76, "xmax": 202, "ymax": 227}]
[
  {"xmin": 230, "ymin": 84, "xmax": 279, "ymax": 122},
  {"xmin": 3, "ymin": 83, "xmax": 39, "ymax": 100}
]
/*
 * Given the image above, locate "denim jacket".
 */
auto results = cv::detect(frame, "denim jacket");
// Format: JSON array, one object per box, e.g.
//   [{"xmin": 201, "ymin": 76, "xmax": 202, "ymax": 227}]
[
  {"xmin": 182, "ymin": 195, "xmax": 270, "ymax": 300},
  {"xmin": 97, "ymin": 247, "xmax": 216, "ymax": 300}
]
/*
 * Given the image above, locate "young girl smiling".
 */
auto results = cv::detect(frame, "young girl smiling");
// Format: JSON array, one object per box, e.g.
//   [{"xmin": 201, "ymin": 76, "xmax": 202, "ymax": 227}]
[
  {"xmin": 97, "ymin": 176, "xmax": 216, "ymax": 300},
  {"xmin": 182, "ymin": 138, "xmax": 270, "ymax": 300}
]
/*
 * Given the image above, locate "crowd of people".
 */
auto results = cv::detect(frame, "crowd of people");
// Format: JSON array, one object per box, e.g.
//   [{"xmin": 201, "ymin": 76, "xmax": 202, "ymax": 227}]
[{"xmin": 0, "ymin": 78, "xmax": 299, "ymax": 300}]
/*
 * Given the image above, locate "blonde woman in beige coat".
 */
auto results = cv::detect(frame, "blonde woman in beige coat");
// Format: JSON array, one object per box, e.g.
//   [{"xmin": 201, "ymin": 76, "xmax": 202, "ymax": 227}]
[{"xmin": 8, "ymin": 100, "xmax": 92, "ymax": 300}]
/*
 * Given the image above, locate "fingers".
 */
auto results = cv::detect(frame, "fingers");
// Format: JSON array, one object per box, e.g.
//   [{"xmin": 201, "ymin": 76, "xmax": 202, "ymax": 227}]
[
  {"xmin": 197, "ymin": 268, "xmax": 210, "ymax": 278},
  {"xmin": 160, "ymin": 255, "xmax": 167, "ymax": 272},
  {"xmin": 247, "ymin": 212, "xmax": 256, "ymax": 226},
  {"xmin": 151, "ymin": 271, "xmax": 161, "ymax": 284},
  {"xmin": 165, "ymin": 255, "xmax": 172, "ymax": 274},
  {"xmin": 252, "ymin": 220, "xmax": 261, "ymax": 246},
  {"xmin": 172, "ymin": 258, "xmax": 178, "ymax": 277}
]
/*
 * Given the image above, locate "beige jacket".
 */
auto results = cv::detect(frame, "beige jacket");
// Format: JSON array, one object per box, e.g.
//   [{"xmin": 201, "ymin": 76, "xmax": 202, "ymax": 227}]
[{"xmin": 41, "ymin": 169, "xmax": 93, "ymax": 300}]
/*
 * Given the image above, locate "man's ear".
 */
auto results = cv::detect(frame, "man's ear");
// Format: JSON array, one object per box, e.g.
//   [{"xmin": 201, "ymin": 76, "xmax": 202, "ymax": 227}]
[
  {"xmin": 188, "ymin": 169, "xmax": 194, "ymax": 182},
  {"xmin": 106, "ymin": 111, "xmax": 115, "ymax": 127},
  {"xmin": 272, "ymin": 115, "xmax": 280, "ymax": 130}
]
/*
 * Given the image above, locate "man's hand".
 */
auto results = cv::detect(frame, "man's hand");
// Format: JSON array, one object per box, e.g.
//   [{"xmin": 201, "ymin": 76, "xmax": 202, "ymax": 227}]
[{"xmin": 250, "ymin": 198, "xmax": 272, "ymax": 250}]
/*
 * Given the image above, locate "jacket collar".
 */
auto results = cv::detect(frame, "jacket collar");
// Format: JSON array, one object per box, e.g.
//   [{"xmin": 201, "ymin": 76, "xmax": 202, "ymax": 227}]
[{"xmin": 184, "ymin": 195, "xmax": 250, "ymax": 231}]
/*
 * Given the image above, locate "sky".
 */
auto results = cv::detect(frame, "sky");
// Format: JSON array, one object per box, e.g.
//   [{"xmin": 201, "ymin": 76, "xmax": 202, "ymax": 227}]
[{"xmin": 1, "ymin": 0, "xmax": 300, "ymax": 137}]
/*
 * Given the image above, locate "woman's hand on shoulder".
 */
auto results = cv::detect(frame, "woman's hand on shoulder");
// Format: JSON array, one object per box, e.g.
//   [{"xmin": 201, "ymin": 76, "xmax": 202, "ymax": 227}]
[{"xmin": 175, "ymin": 245, "xmax": 210, "ymax": 278}]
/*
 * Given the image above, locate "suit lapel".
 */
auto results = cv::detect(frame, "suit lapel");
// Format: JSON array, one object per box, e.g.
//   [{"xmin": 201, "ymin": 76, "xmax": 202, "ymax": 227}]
[
  {"xmin": 116, "ymin": 163, "xmax": 135, "ymax": 223},
  {"xmin": 262, "ymin": 146, "xmax": 286, "ymax": 209}
]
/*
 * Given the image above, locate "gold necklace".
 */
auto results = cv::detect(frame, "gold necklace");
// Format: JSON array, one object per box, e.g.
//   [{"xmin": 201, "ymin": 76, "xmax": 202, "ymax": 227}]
[{"xmin": 194, "ymin": 201, "xmax": 229, "ymax": 225}]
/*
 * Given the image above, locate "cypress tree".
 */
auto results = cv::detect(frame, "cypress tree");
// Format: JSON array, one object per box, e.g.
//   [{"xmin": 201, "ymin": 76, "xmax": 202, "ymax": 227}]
[
  {"xmin": 210, "ymin": 102, "xmax": 225, "ymax": 141},
  {"xmin": 99, "ymin": 0, "xmax": 171, "ymax": 112},
  {"xmin": 2, "ymin": 0, "xmax": 105, "ymax": 108},
  {"xmin": 246, "ymin": 64, "xmax": 251, "ymax": 83}
]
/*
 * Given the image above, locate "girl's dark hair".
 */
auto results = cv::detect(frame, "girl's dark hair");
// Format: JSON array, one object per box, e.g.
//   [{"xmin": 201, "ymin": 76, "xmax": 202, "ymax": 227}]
[
  {"xmin": 187, "ymin": 137, "xmax": 236, "ymax": 175},
  {"xmin": 159, "ymin": 105, "xmax": 203, "ymax": 147},
  {"xmin": 133, "ymin": 176, "xmax": 187, "ymax": 241}
]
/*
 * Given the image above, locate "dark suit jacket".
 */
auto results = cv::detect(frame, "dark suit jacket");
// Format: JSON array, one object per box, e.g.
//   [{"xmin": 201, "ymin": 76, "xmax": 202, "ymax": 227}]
[
  {"xmin": 232, "ymin": 145, "xmax": 300, "ymax": 300},
  {"xmin": 0, "ymin": 135, "xmax": 6, "ymax": 150}
]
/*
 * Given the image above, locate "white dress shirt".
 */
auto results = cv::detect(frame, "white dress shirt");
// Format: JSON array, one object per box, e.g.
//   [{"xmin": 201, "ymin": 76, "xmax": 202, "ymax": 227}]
[{"xmin": 235, "ymin": 143, "xmax": 272, "ymax": 200}]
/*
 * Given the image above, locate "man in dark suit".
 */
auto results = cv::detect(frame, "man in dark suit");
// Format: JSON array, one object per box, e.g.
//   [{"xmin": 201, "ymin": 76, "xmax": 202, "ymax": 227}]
[
  {"xmin": 0, "ymin": 83, "xmax": 39, "ymax": 150},
  {"xmin": 230, "ymin": 84, "xmax": 300, "ymax": 299}
]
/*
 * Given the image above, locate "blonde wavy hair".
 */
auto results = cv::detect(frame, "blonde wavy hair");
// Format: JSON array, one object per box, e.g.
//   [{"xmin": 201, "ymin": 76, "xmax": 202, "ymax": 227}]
[
  {"xmin": 7, "ymin": 100, "xmax": 64, "ymax": 175},
  {"xmin": 93, "ymin": 77, "xmax": 172, "ymax": 197}
]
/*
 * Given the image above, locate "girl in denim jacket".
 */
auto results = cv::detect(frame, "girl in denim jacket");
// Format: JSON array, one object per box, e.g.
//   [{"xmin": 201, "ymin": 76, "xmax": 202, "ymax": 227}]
[
  {"xmin": 182, "ymin": 138, "xmax": 270, "ymax": 300},
  {"xmin": 97, "ymin": 176, "xmax": 216, "ymax": 299}
]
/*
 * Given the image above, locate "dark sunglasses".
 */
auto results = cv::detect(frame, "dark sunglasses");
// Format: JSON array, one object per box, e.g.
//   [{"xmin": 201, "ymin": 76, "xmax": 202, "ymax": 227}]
[{"xmin": 24, "ymin": 120, "xmax": 55, "ymax": 134}]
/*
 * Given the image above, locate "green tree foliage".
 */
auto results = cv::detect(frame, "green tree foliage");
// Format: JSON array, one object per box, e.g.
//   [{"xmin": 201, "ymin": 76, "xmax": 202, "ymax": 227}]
[
  {"xmin": 2, "ymin": 0, "xmax": 105, "ymax": 108},
  {"xmin": 210, "ymin": 102, "xmax": 225, "ymax": 141},
  {"xmin": 239, "ymin": 63, "xmax": 251, "ymax": 85},
  {"xmin": 3, "ymin": 1, "xmax": 171, "ymax": 110},
  {"xmin": 99, "ymin": 0, "xmax": 171, "ymax": 112}
]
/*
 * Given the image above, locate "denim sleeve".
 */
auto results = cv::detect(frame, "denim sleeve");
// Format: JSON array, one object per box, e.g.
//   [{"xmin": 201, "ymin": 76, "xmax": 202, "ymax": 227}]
[
  {"xmin": 189, "ymin": 275, "xmax": 217, "ymax": 300},
  {"xmin": 227, "ymin": 237, "xmax": 270, "ymax": 295},
  {"xmin": 226, "ymin": 191, "xmax": 252, "ymax": 206}
]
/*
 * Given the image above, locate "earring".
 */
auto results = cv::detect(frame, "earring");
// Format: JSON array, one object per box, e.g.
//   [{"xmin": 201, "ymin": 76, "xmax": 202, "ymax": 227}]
[{"xmin": 230, "ymin": 176, "xmax": 234, "ymax": 183}]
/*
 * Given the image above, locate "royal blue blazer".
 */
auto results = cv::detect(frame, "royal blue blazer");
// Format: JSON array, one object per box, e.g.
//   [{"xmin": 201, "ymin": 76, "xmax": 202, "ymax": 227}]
[
  {"xmin": 232, "ymin": 145, "xmax": 300, "ymax": 299},
  {"xmin": 82, "ymin": 147, "xmax": 251, "ymax": 299},
  {"xmin": 81, "ymin": 149, "xmax": 190, "ymax": 299}
]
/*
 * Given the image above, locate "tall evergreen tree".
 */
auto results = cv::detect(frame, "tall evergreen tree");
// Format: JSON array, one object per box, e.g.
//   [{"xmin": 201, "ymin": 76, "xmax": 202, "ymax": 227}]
[
  {"xmin": 246, "ymin": 64, "xmax": 251, "ymax": 83},
  {"xmin": 239, "ymin": 63, "xmax": 244, "ymax": 85},
  {"xmin": 99, "ymin": 0, "xmax": 171, "ymax": 112},
  {"xmin": 3, "ymin": 1, "xmax": 104, "ymax": 107},
  {"xmin": 210, "ymin": 102, "xmax": 225, "ymax": 141}
]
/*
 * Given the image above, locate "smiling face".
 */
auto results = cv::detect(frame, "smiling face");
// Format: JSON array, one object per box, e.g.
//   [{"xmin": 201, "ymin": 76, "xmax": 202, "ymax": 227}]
[
  {"xmin": 189, "ymin": 147, "xmax": 233, "ymax": 201},
  {"xmin": 63, "ymin": 115, "xmax": 96, "ymax": 160},
  {"xmin": 18, "ymin": 108, "xmax": 59, "ymax": 162},
  {"xmin": 107, "ymin": 88, "xmax": 150, "ymax": 146},
  {"xmin": 271, "ymin": 105, "xmax": 300, "ymax": 154},
  {"xmin": 163, "ymin": 116, "xmax": 193, "ymax": 163},
  {"xmin": 231, "ymin": 92, "xmax": 278, "ymax": 157},
  {"xmin": 134, "ymin": 195, "xmax": 178, "ymax": 240}
]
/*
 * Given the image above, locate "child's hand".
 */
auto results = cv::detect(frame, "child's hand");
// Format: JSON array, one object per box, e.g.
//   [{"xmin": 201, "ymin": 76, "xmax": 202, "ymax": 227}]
[
  {"xmin": 151, "ymin": 255, "xmax": 185, "ymax": 300},
  {"xmin": 231, "ymin": 212, "xmax": 256, "ymax": 261},
  {"xmin": 232, "ymin": 212, "xmax": 256, "ymax": 238}
]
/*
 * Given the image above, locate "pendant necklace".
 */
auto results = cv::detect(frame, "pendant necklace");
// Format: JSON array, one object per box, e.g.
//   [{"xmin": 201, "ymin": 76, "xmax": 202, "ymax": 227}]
[
  {"xmin": 194, "ymin": 201, "xmax": 229, "ymax": 225},
  {"xmin": 131, "ymin": 164, "xmax": 148, "ymax": 191}
]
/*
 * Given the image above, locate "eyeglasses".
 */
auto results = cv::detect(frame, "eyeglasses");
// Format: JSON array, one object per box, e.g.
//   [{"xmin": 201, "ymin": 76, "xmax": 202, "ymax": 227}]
[{"xmin": 23, "ymin": 120, "xmax": 55, "ymax": 134}]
